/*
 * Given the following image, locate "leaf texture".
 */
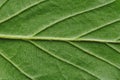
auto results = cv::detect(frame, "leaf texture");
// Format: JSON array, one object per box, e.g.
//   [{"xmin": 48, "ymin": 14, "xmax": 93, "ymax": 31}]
[{"xmin": 0, "ymin": 0, "xmax": 120, "ymax": 80}]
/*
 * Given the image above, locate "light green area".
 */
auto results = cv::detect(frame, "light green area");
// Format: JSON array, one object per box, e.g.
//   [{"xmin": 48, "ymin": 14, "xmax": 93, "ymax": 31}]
[
  {"xmin": 0, "ymin": 0, "xmax": 120, "ymax": 80},
  {"xmin": 0, "ymin": 0, "xmax": 7, "ymax": 8}
]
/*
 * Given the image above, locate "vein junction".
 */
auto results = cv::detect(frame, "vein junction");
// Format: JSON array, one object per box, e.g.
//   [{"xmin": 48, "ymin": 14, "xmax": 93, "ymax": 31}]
[{"xmin": 0, "ymin": 35, "xmax": 119, "ymax": 44}]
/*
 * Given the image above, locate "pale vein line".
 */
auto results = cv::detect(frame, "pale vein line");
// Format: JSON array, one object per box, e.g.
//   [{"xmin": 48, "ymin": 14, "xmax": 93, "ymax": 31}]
[
  {"xmin": 75, "ymin": 18, "xmax": 120, "ymax": 39},
  {"xmin": 68, "ymin": 42, "xmax": 120, "ymax": 71},
  {"xmin": 115, "ymin": 35, "xmax": 120, "ymax": 41},
  {"xmin": 31, "ymin": 0, "xmax": 115, "ymax": 36},
  {"xmin": 0, "ymin": 0, "xmax": 46, "ymax": 24},
  {"xmin": 28, "ymin": 40, "xmax": 101, "ymax": 80},
  {"xmin": 106, "ymin": 43, "xmax": 120, "ymax": 54},
  {"xmin": 0, "ymin": 51, "xmax": 33, "ymax": 80},
  {"xmin": 0, "ymin": 35, "xmax": 120, "ymax": 43},
  {"xmin": 0, "ymin": 0, "xmax": 8, "ymax": 9}
]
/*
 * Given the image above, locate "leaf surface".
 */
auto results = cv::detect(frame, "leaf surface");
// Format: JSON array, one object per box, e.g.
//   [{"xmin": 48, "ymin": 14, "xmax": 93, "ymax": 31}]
[{"xmin": 0, "ymin": 0, "xmax": 120, "ymax": 80}]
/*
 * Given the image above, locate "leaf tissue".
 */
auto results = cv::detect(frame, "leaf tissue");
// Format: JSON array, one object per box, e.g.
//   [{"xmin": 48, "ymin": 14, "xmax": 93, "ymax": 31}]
[{"xmin": 0, "ymin": 0, "xmax": 120, "ymax": 80}]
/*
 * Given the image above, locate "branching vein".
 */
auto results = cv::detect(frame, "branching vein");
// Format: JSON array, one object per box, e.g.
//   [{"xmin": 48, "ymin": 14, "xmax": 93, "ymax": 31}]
[
  {"xmin": 68, "ymin": 42, "xmax": 120, "ymax": 71},
  {"xmin": 0, "ymin": 51, "xmax": 33, "ymax": 80},
  {"xmin": 28, "ymin": 40, "xmax": 101, "ymax": 80},
  {"xmin": 31, "ymin": 0, "xmax": 115, "ymax": 36},
  {"xmin": 0, "ymin": 0, "xmax": 47, "ymax": 24}
]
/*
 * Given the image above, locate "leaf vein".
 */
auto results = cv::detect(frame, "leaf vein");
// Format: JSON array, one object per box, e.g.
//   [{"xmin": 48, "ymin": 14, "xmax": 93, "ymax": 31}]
[
  {"xmin": 106, "ymin": 43, "xmax": 120, "ymax": 54},
  {"xmin": 0, "ymin": 51, "xmax": 33, "ymax": 80},
  {"xmin": 0, "ymin": 0, "xmax": 47, "ymax": 24},
  {"xmin": 0, "ymin": 35, "xmax": 120, "ymax": 43},
  {"xmin": 75, "ymin": 18, "xmax": 120, "ymax": 39},
  {"xmin": 31, "ymin": 0, "xmax": 115, "ymax": 36},
  {"xmin": 68, "ymin": 42, "xmax": 120, "ymax": 71},
  {"xmin": 28, "ymin": 40, "xmax": 101, "ymax": 80},
  {"xmin": 0, "ymin": 0, "xmax": 8, "ymax": 10}
]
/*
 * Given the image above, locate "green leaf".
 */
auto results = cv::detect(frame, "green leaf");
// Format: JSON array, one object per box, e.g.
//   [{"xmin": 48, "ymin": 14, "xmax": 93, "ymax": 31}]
[{"xmin": 0, "ymin": 0, "xmax": 120, "ymax": 80}]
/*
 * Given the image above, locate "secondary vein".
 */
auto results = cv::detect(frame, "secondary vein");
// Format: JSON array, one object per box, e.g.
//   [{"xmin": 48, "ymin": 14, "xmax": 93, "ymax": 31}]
[
  {"xmin": 28, "ymin": 40, "xmax": 101, "ymax": 80},
  {"xmin": 0, "ymin": 51, "xmax": 33, "ymax": 80},
  {"xmin": 68, "ymin": 42, "xmax": 120, "ymax": 71},
  {"xmin": 75, "ymin": 18, "xmax": 120, "ymax": 39},
  {"xmin": 31, "ymin": 0, "xmax": 115, "ymax": 36},
  {"xmin": 0, "ymin": 0, "xmax": 8, "ymax": 10},
  {"xmin": 0, "ymin": 0, "xmax": 47, "ymax": 24}
]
